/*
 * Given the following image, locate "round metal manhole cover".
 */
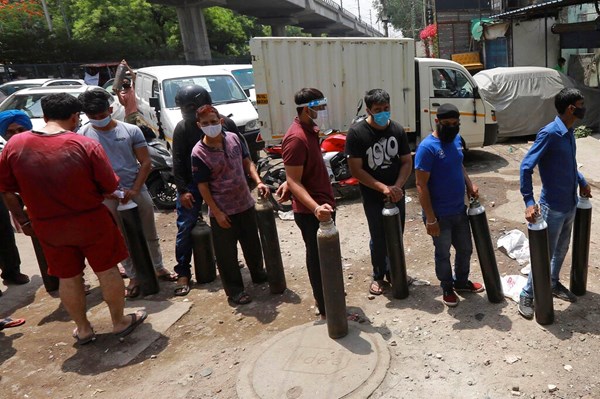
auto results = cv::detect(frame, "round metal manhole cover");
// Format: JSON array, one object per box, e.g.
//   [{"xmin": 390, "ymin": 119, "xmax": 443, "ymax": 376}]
[{"xmin": 237, "ymin": 322, "xmax": 390, "ymax": 399}]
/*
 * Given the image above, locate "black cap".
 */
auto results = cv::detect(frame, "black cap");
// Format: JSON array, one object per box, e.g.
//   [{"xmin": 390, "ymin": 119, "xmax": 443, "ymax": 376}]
[{"xmin": 437, "ymin": 103, "xmax": 460, "ymax": 120}]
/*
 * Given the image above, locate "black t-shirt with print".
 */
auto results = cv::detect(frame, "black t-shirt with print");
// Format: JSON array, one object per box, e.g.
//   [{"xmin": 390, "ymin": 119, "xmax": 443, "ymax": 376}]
[{"xmin": 345, "ymin": 119, "xmax": 411, "ymax": 201}]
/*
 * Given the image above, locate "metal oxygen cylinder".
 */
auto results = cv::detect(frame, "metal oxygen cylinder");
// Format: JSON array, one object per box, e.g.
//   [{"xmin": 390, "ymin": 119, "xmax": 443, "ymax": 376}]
[
  {"xmin": 571, "ymin": 196, "xmax": 593, "ymax": 296},
  {"xmin": 381, "ymin": 200, "xmax": 409, "ymax": 299},
  {"xmin": 31, "ymin": 237, "xmax": 59, "ymax": 292},
  {"xmin": 467, "ymin": 198, "xmax": 504, "ymax": 303},
  {"xmin": 317, "ymin": 218, "xmax": 348, "ymax": 339},
  {"xmin": 191, "ymin": 218, "xmax": 216, "ymax": 284},
  {"xmin": 117, "ymin": 201, "xmax": 159, "ymax": 296},
  {"xmin": 527, "ymin": 209, "xmax": 554, "ymax": 325},
  {"xmin": 255, "ymin": 196, "xmax": 287, "ymax": 294},
  {"xmin": 113, "ymin": 62, "xmax": 127, "ymax": 91}
]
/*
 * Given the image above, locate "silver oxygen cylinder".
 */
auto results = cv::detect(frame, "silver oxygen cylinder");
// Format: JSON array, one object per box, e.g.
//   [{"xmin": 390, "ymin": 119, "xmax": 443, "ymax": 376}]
[
  {"xmin": 381, "ymin": 201, "xmax": 409, "ymax": 299},
  {"xmin": 467, "ymin": 199, "xmax": 503, "ymax": 303},
  {"xmin": 570, "ymin": 196, "xmax": 592, "ymax": 296},
  {"xmin": 317, "ymin": 218, "xmax": 348, "ymax": 339},
  {"xmin": 527, "ymin": 211, "xmax": 554, "ymax": 325},
  {"xmin": 113, "ymin": 63, "xmax": 127, "ymax": 91}
]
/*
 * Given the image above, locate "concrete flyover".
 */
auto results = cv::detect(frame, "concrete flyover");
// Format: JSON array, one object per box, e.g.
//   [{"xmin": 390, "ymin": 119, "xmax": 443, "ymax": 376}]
[{"xmin": 149, "ymin": 0, "xmax": 383, "ymax": 62}]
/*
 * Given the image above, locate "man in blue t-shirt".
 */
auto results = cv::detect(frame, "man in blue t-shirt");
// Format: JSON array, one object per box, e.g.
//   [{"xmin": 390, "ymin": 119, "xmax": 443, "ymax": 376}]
[{"xmin": 414, "ymin": 103, "xmax": 484, "ymax": 307}]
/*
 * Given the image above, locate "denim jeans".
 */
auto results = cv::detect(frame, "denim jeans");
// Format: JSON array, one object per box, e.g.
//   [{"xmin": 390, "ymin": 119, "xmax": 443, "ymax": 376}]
[
  {"xmin": 427, "ymin": 210, "xmax": 473, "ymax": 291},
  {"xmin": 522, "ymin": 203, "xmax": 576, "ymax": 298},
  {"xmin": 363, "ymin": 196, "xmax": 406, "ymax": 281},
  {"xmin": 174, "ymin": 187, "xmax": 204, "ymax": 279}
]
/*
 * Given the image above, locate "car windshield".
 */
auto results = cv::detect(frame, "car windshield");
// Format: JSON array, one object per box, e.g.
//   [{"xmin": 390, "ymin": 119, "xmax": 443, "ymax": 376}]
[
  {"xmin": 162, "ymin": 75, "xmax": 247, "ymax": 108},
  {"xmin": 231, "ymin": 69, "xmax": 254, "ymax": 89},
  {"xmin": 0, "ymin": 91, "xmax": 113, "ymax": 118}
]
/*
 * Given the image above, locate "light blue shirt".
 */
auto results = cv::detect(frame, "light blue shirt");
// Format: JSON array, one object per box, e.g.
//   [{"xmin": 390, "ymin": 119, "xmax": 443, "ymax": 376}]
[{"xmin": 80, "ymin": 121, "xmax": 147, "ymax": 190}]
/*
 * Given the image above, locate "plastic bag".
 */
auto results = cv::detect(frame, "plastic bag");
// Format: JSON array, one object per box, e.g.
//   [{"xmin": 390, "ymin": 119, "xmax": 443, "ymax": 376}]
[
  {"xmin": 501, "ymin": 275, "xmax": 528, "ymax": 302},
  {"xmin": 497, "ymin": 229, "xmax": 531, "ymax": 274}
]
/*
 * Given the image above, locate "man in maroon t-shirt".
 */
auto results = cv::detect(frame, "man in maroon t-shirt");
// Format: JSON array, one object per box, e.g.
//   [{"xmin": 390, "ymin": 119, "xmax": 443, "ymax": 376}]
[
  {"xmin": 281, "ymin": 88, "xmax": 335, "ymax": 318},
  {"xmin": 0, "ymin": 93, "xmax": 147, "ymax": 344}
]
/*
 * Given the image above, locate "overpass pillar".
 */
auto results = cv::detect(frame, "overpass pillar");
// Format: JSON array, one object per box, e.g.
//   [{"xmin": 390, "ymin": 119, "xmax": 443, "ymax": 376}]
[
  {"xmin": 271, "ymin": 24, "xmax": 286, "ymax": 37},
  {"xmin": 175, "ymin": 3, "xmax": 211, "ymax": 63}
]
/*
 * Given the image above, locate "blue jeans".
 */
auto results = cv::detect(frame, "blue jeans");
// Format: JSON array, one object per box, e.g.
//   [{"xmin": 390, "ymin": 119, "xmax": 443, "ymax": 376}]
[
  {"xmin": 427, "ymin": 211, "xmax": 473, "ymax": 291},
  {"xmin": 522, "ymin": 204, "xmax": 576, "ymax": 298},
  {"xmin": 363, "ymin": 196, "xmax": 406, "ymax": 281},
  {"xmin": 174, "ymin": 187, "xmax": 204, "ymax": 279}
]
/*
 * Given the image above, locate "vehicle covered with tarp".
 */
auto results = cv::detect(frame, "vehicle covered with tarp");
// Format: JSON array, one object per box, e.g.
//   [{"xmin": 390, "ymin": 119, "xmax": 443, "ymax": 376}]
[{"xmin": 474, "ymin": 66, "xmax": 600, "ymax": 138}]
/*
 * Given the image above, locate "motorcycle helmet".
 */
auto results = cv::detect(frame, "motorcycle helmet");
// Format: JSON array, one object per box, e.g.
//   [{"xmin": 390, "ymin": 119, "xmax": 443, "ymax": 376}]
[{"xmin": 175, "ymin": 85, "xmax": 213, "ymax": 121}]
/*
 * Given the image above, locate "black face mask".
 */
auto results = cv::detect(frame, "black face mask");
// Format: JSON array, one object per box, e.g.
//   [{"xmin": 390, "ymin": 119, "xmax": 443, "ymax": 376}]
[
  {"xmin": 437, "ymin": 124, "xmax": 460, "ymax": 143},
  {"xmin": 573, "ymin": 106, "xmax": 586, "ymax": 119}
]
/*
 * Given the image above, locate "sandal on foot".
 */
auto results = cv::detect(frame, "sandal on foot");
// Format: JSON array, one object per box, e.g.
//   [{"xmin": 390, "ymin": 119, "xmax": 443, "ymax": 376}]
[
  {"xmin": 369, "ymin": 280, "xmax": 384, "ymax": 296},
  {"xmin": 230, "ymin": 291, "xmax": 252, "ymax": 305},
  {"xmin": 115, "ymin": 310, "xmax": 148, "ymax": 338},
  {"xmin": 156, "ymin": 269, "xmax": 178, "ymax": 282},
  {"xmin": 72, "ymin": 327, "xmax": 96, "ymax": 345},
  {"xmin": 125, "ymin": 285, "xmax": 140, "ymax": 299},
  {"xmin": 0, "ymin": 317, "xmax": 26, "ymax": 331},
  {"xmin": 174, "ymin": 277, "xmax": 190, "ymax": 296}
]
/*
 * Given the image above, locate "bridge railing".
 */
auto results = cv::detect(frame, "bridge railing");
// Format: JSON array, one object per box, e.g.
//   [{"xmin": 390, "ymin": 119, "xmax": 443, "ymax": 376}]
[{"xmin": 315, "ymin": 0, "xmax": 382, "ymax": 34}]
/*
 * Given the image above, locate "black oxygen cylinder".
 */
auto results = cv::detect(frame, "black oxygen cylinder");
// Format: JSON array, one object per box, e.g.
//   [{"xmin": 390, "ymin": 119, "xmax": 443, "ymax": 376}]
[
  {"xmin": 31, "ymin": 237, "xmax": 59, "ymax": 292},
  {"xmin": 117, "ymin": 202, "xmax": 159, "ymax": 296},
  {"xmin": 467, "ymin": 199, "xmax": 504, "ymax": 303},
  {"xmin": 571, "ymin": 196, "xmax": 592, "ymax": 296},
  {"xmin": 381, "ymin": 201, "xmax": 409, "ymax": 299},
  {"xmin": 317, "ymin": 218, "xmax": 348, "ymax": 339},
  {"xmin": 255, "ymin": 197, "xmax": 287, "ymax": 294},
  {"xmin": 191, "ymin": 218, "xmax": 216, "ymax": 284},
  {"xmin": 528, "ymin": 212, "xmax": 554, "ymax": 325}
]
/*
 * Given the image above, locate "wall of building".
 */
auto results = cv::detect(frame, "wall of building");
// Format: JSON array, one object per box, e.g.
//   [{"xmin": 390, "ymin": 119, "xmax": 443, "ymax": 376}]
[{"xmin": 511, "ymin": 18, "xmax": 559, "ymax": 67}]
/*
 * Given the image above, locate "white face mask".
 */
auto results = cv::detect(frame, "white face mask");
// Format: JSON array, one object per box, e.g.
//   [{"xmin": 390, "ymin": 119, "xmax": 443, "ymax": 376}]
[{"xmin": 201, "ymin": 124, "xmax": 222, "ymax": 138}]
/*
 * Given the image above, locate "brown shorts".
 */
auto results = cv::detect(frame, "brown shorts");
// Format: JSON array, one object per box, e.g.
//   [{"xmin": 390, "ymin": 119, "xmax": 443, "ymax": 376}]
[{"xmin": 35, "ymin": 207, "xmax": 129, "ymax": 279}]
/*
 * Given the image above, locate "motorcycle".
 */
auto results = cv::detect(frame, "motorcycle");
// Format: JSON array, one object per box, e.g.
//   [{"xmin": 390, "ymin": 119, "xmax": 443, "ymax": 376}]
[
  {"xmin": 257, "ymin": 101, "xmax": 365, "ymax": 209},
  {"xmin": 139, "ymin": 125, "xmax": 177, "ymax": 210}
]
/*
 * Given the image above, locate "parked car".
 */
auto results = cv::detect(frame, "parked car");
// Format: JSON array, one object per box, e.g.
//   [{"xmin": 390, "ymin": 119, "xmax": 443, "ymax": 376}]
[
  {"xmin": 0, "ymin": 85, "xmax": 125, "ymax": 130},
  {"xmin": 218, "ymin": 64, "xmax": 256, "ymax": 105},
  {"xmin": 134, "ymin": 65, "xmax": 262, "ymax": 159}
]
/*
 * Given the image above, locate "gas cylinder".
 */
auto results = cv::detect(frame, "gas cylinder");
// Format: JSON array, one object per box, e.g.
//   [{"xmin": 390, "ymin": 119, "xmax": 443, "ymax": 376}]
[
  {"xmin": 571, "ymin": 196, "xmax": 592, "ymax": 296},
  {"xmin": 317, "ymin": 218, "xmax": 348, "ymax": 339},
  {"xmin": 117, "ymin": 201, "xmax": 159, "ymax": 296},
  {"xmin": 467, "ymin": 199, "xmax": 503, "ymax": 303},
  {"xmin": 381, "ymin": 201, "xmax": 409, "ymax": 299},
  {"xmin": 31, "ymin": 237, "xmax": 59, "ymax": 292},
  {"xmin": 527, "ymin": 211, "xmax": 554, "ymax": 325},
  {"xmin": 191, "ymin": 218, "xmax": 216, "ymax": 284},
  {"xmin": 113, "ymin": 63, "xmax": 127, "ymax": 91},
  {"xmin": 255, "ymin": 196, "xmax": 286, "ymax": 294}
]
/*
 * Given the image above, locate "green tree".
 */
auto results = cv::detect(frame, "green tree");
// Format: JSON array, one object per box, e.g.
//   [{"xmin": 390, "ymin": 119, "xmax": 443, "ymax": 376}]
[{"xmin": 377, "ymin": 0, "xmax": 424, "ymax": 38}]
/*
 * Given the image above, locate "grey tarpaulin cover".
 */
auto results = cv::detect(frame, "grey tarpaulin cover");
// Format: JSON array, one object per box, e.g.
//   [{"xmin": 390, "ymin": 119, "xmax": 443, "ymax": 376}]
[{"xmin": 474, "ymin": 67, "xmax": 600, "ymax": 138}]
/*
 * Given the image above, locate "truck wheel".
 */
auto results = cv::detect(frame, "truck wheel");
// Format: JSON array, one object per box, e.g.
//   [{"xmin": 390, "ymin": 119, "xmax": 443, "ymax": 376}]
[{"xmin": 148, "ymin": 178, "xmax": 177, "ymax": 210}]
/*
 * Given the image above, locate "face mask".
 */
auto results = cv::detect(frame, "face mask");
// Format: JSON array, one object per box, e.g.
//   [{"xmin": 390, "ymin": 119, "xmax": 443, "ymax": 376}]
[
  {"xmin": 437, "ymin": 124, "xmax": 460, "ymax": 143},
  {"xmin": 573, "ymin": 106, "xmax": 586, "ymax": 119},
  {"xmin": 201, "ymin": 124, "xmax": 222, "ymax": 138},
  {"xmin": 372, "ymin": 111, "xmax": 391, "ymax": 127},
  {"xmin": 90, "ymin": 114, "xmax": 112, "ymax": 128}
]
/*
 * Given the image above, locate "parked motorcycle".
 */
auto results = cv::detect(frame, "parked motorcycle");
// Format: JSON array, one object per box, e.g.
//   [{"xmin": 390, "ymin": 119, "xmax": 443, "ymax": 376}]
[{"xmin": 139, "ymin": 125, "xmax": 177, "ymax": 210}]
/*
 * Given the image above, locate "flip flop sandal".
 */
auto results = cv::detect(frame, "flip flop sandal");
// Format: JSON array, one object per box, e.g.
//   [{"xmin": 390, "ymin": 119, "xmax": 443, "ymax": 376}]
[
  {"xmin": 115, "ymin": 310, "xmax": 148, "ymax": 338},
  {"xmin": 369, "ymin": 280, "xmax": 384, "ymax": 296},
  {"xmin": 0, "ymin": 317, "xmax": 26, "ymax": 331},
  {"xmin": 72, "ymin": 327, "xmax": 96, "ymax": 345},
  {"xmin": 157, "ymin": 271, "xmax": 178, "ymax": 282},
  {"xmin": 230, "ymin": 291, "xmax": 252, "ymax": 305},
  {"xmin": 125, "ymin": 285, "xmax": 140, "ymax": 299},
  {"xmin": 174, "ymin": 283, "xmax": 190, "ymax": 297}
]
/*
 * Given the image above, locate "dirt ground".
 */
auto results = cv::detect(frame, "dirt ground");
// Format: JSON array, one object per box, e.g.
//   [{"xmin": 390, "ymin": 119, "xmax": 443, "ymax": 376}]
[{"xmin": 1, "ymin": 139, "xmax": 600, "ymax": 399}]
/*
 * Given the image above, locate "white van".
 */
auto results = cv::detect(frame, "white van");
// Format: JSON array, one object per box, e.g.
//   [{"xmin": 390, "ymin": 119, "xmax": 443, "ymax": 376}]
[
  {"xmin": 217, "ymin": 64, "xmax": 256, "ymax": 106},
  {"xmin": 134, "ymin": 65, "xmax": 261, "ymax": 155}
]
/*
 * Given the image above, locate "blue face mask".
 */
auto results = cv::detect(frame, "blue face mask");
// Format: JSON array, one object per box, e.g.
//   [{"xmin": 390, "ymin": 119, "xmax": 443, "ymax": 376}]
[
  {"xmin": 372, "ymin": 111, "xmax": 391, "ymax": 127},
  {"xmin": 90, "ymin": 114, "xmax": 112, "ymax": 128}
]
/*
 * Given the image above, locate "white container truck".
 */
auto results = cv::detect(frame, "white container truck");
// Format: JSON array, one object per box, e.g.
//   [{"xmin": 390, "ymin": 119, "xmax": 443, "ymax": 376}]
[{"xmin": 250, "ymin": 37, "xmax": 498, "ymax": 149}]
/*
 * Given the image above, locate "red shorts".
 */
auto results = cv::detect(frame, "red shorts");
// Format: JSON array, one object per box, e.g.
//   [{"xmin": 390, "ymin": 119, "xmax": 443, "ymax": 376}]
[{"xmin": 34, "ymin": 207, "xmax": 129, "ymax": 279}]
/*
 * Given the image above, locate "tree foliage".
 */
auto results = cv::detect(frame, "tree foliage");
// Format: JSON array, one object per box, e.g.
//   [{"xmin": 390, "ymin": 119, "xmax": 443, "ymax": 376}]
[{"xmin": 376, "ymin": 0, "xmax": 425, "ymax": 39}]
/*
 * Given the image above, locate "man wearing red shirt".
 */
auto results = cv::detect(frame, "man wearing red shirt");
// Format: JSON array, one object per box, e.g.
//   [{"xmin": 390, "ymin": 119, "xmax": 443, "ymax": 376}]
[
  {"xmin": 0, "ymin": 93, "xmax": 147, "ymax": 344},
  {"xmin": 282, "ymin": 88, "xmax": 335, "ymax": 318}
]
